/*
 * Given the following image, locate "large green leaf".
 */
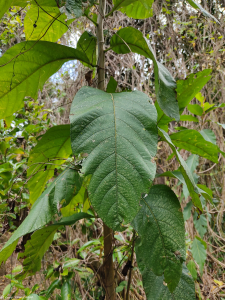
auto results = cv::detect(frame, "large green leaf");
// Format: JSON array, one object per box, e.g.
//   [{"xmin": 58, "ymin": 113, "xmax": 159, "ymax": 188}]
[
  {"xmin": 0, "ymin": 168, "xmax": 81, "ymax": 266},
  {"xmin": 133, "ymin": 185, "xmax": 186, "ymax": 292},
  {"xmin": 140, "ymin": 264, "xmax": 195, "ymax": 300},
  {"xmin": 158, "ymin": 128, "xmax": 202, "ymax": 210},
  {"xmin": 119, "ymin": 0, "xmax": 154, "ymax": 19},
  {"xmin": 17, "ymin": 213, "xmax": 91, "ymax": 279},
  {"xmin": 24, "ymin": 5, "xmax": 71, "ymax": 42},
  {"xmin": 186, "ymin": 0, "xmax": 219, "ymax": 23},
  {"xmin": 110, "ymin": 27, "xmax": 179, "ymax": 121},
  {"xmin": 200, "ymin": 129, "xmax": 217, "ymax": 145},
  {"xmin": 191, "ymin": 236, "xmax": 207, "ymax": 275},
  {"xmin": 70, "ymin": 86, "xmax": 158, "ymax": 230},
  {"xmin": 176, "ymin": 69, "xmax": 212, "ymax": 112},
  {"xmin": 27, "ymin": 125, "xmax": 72, "ymax": 203},
  {"xmin": 170, "ymin": 129, "xmax": 219, "ymax": 163},
  {"xmin": 0, "ymin": 42, "xmax": 91, "ymax": 119},
  {"xmin": 77, "ymin": 31, "xmax": 97, "ymax": 67}
]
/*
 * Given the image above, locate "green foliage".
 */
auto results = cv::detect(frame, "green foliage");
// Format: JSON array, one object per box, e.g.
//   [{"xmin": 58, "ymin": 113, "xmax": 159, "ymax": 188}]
[
  {"xmin": 17, "ymin": 213, "xmax": 92, "ymax": 279},
  {"xmin": 177, "ymin": 69, "xmax": 212, "ymax": 112},
  {"xmin": 133, "ymin": 185, "xmax": 186, "ymax": 292},
  {"xmin": 187, "ymin": 260, "xmax": 197, "ymax": 281},
  {"xmin": 106, "ymin": 76, "xmax": 118, "ymax": 93},
  {"xmin": 70, "ymin": 86, "xmax": 158, "ymax": 230},
  {"xmin": 24, "ymin": 4, "xmax": 71, "ymax": 42},
  {"xmin": 140, "ymin": 264, "xmax": 195, "ymax": 300},
  {"xmin": 0, "ymin": 168, "xmax": 82, "ymax": 265},
  {"xmin": 170, "ymin": 129, "xmax": 219, "ymax": 163},
  {"xmin": 119, "ymin": 0, "xmax": 154, "ymax": 19},
  {"xmin": 77, "ymin": 31, "xmax": 97, "ymax": 67},
  {"xmin": 191, "ymin": 236, "xmax": 207, "ymax": 275},
  {"xmin": 0, "ymin": 41, "xmax": 91, "ymax": 119},
  {"xmin": 61, "ymin": 280, "xmax": 72, "ymax": 300},
  {"xmin": 110, "ymin": 27, "xmax": 180, "ymax": 121},
  {"xmin": 27, "ymin": 125, "xmax": 72, "ymax": 203}
]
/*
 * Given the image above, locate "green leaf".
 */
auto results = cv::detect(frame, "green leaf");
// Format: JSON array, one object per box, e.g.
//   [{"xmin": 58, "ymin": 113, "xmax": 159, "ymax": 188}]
[
  {"xmin": 140, "ymin": 264, "xmax": 195, "ymax": 300},
  {"xmin": 176, "ymin": 69, "xmax": 212, "ymax": 112},
  {"xmin": 106, "ymin": 76, "xmax": 118, "ymax": 93},
  {"xmin": 0, "ymin": 0, "xmax": 13, "ymax": 20},
  {"xmin": 187, "ymin": 261, "xmax": 197, "ymax": 281},
  {"xmin": 61, "ymin": 280, "xmax": 72, "ymax": 300},
  {"xmin": 187, "ymin": 104, "xmax": 203, "ymax": 116},
  {"xmin": 0, "ymin": 168, "xmax": 82, "ymax": 266},
  {"xmin": 119, "ymin": 0, "xmax": 154, "ymax": 19},
  {"xmin": 70, "ymin": 86, "xmax": 158, "ymax": 230},
  {"xmin": 46, "ymin": 279, "xmax": 61, "ymax": 298},
  {"xmin": 110, "ymin": 27, "xmax": 179, "ymax": 121},
  {"xmin": 24, "ymin": 5, "xmax": 71, "ymax": 42},
  {"xmin": 16, "ymin": 213, "xmax": 91, "ymax": 279},
  {"xmin": 170, "ymin": 129, "xmax": 219, "ymax": 163},
  {"xmin": 193, "ymin": 212, "xmax": 207, "ymax": 238},
  {"xmin": 217, "ymin": 123, "xmax": 225, "ymax": 129},
  {"xmin": 65, "ymin": 0, "xmax": 83, "ymax": 18},
  {"xmin": 24, "ymin": 295, "xmax": 46, "ymax": 300},
  {"xmin": 186, "ymin": 0, "xmax": 219, "ymax": 23},
  {"xmin": 191, "ymin": 237, "xmax": 207, "ymax": 275},
  {"xmin": 180, "ymin": 115, "xmax": 199, "ymax": 122},
  {"xmin": 155, "ymin": 101, "xmax": 171, "ymax": 132},
  {"xmin": 200, "ymin": 129, "xmax": 217, "ymax": 145},
  {"xmin": 158, "ymin": 128, "xmax": 202, "ymax": 210},
  {"xmin": 133, "ymin": 185, "xmax": 186, "ymax": 292},
  {"xmin": 27, "ymin": 125, "xmax": 73, "ymax": 203},
  {"xmin": 3, "ymin": 284, "xmax": 12, "ymax": 299},
  {"xmin": 77, "ymin": 31, "xmax": 97, "ymax": 66},
  {"xmin": 0, "ymin": 41, "xmax": 91, "ymax": 119}
]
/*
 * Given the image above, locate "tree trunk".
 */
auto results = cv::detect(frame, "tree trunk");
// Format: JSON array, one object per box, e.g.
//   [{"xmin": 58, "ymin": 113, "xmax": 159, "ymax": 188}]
[{"xmin": 97, "ymin": 1, "xmax": 116, "ymax": 298}]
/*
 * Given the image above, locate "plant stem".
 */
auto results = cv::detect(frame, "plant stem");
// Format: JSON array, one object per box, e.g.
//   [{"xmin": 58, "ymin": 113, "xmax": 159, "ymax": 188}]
[
  {"xmin": 97, "ymin": 0, "xmax": 115, "ymax": 298},
  {"xmin": 126, "ymin": 230, "xmax": 136, "ymax": 300}
]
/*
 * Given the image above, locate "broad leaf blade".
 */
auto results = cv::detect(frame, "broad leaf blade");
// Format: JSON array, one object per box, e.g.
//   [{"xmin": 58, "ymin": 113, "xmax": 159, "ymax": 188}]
[
  {"xmin": 0, "ymin": 42, "xmax": 91, "ymax": 119},
  {"xmin": 170, "ymin": 129, "xmax": 219, "ymax": 163},
  {"xmin": 27, "ymin": 125, "xmax": 73, "ymax": 203},
  {"xmin": 133, "ymin": 185, "xmax": 186, "ymax": 292},
  {"xmin": 200, "ymin": 129, "xmax": 217, "ymax": 145},
  {"xmin": 65, "ymin": 0, "xmax": 83, "ymax": 18},
  {"xmin": 70, "ymin": 86, "xmax": 158, "ymax": 230},
  {"xmin": 106, "ymin": 76, "xmax": 118, "ymax": 93},
  {"xmin": 0, "ymin": 168, "xmax": 81, "ymax": 266},
  {"xmin": 61, "ymin": 280, "xmax": 72, "ymax": 300},
  {"xmin": 0, "ymin": 0, "xmax": 13, "ymax": 19},
  {"xmin": 177, "ymin": 69, "xmax": 212, "ymax": 112},
  {"xmin": 24, "ymin": 5, "xmax": 70, "ymax": 42},
  {"xmin": 158, "ymin": 128, "xmax": 202, "ymax": 210},
  {"xmin": 140, "ymin": 264, "xmax": 195, "ymax": 300},
  {"xmin": 110, "ymin": 27, "xmax": 179, "ymax": 121}
]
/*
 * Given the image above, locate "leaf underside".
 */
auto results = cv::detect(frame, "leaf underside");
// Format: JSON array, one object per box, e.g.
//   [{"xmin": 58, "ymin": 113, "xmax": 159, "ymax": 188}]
[{"xmin": 70, "ymin": 86, "xmax": 158, "ymax": 230}]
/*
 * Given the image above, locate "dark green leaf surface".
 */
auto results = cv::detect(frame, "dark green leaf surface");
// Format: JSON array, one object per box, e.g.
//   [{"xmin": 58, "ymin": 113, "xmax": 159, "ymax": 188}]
[
  {"xmin": 158, "ymin": 128, "xmax": 202, "ymax": 210},
  {"xmin": 110, "ymin": 27, "xmax": 179, "ymax": 121},
  {"xmin": 70, "ymin": 86, "xmax": 158, "ymax": 230},
  {"xmin": 27, "ymin": 125, "xmax": 72, "ymax": 203},
  {"xmin": 193, "ymin": 212, "xmax": 207, "ymax": 238},
  {"xmin": 106, "ymin": 76, "xmax": 118, "ymax": 93},
  {"xmin": 0, "ymin": 168, "xmax": 81, "ymax": 266},
  {"xmin": 186, "ymin": 0, "xmax": 219, "ymax": 23},
  {"xmin": 77, "ymin": 31, "xmax": 97, "ymax": 67},
  {"xmin": 17, "ymin": 213, "xmax": 91, "ymax": 279},
  {"xmin": 140, "ymin": 264, "xmax": 195, "ymax": 300},
  {"xmin": 65, "ymin": 0, "xmax": 83, "ymax": 18},
  {"xmin": 187, "ymin": 261, "xmax": 197, "ymax": 281},
  {"xmin": 177, "ymin": 69, "xmax": 212, "ymax": 112},
  {"xmin": 0, "ymin": 0, "xmax": 13, "ymax": 19},
  {"xmin": 170, "ymin": 129, "xmax": 219, "ymax": 163},
  {"xmin": 133, "ymin": 185, "xmax": 186, "ymax": 292},
  {"xmin": 0, "ymin": 42, "xmax": 90, "ymax": 119},
  {"xmin": 24, "ymin": 5, "xmax": 70, "ymax": 42}
]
